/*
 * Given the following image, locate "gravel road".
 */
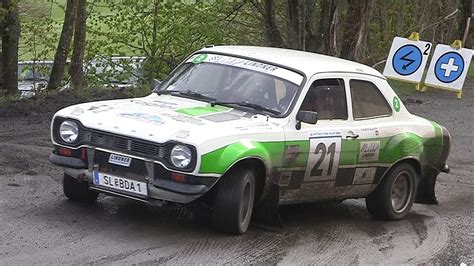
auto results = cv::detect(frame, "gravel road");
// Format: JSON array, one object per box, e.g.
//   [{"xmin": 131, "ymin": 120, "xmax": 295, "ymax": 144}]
[{"xmin": 0, "ymin": 81, "xmax": 472, "ymax": 264}]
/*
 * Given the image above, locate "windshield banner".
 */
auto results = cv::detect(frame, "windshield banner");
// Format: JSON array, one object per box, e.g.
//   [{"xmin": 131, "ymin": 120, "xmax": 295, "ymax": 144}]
[{"xmin": 187, "ymin": 54, "xmax": 304, "ymax": 85}]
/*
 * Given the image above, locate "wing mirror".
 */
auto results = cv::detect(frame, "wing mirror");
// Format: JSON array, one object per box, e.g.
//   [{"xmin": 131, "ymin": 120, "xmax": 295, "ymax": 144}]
[{"xmin": 296, "ymin": 111, "xmax": 318, "ymax": 130}]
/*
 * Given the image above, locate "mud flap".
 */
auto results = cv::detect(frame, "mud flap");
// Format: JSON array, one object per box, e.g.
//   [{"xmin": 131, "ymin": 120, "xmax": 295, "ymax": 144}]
[
  {"xmin": 415, "ymin": 172, "xmax": 438, "ymax": 205},
  {"xmin": 253, "ymin": 184, "xmax": 284, "ymax": 228}
]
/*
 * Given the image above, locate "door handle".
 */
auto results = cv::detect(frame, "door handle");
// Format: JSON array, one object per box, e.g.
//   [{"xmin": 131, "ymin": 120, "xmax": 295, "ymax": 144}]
[{"xmin": 346, "ymin": 131, "xmax": 359, "ymax": 139}]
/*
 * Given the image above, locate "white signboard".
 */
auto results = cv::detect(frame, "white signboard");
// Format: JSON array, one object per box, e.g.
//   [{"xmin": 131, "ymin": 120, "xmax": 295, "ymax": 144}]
[
  {"xmin": 383, "ymin": 37, "xmax": 432, "ymax": 83},
  {"xmin": 424, "ymin": 44, "xmax": 473, "ymax": 91}
]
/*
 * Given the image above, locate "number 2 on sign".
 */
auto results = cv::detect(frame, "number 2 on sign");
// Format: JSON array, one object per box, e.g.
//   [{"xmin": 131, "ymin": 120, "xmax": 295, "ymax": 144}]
[{"xmin": 306, "ymin": 137, "xmax": 341, "ymax": 181}]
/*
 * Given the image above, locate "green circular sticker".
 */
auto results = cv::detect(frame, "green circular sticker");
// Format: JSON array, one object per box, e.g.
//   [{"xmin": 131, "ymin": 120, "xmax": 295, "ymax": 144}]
[
  {"xmin": 393, "ymin": 96, "xmax": 401, "ymax": 112},
  {"xmin": 192, "ymin": 54, "xmax": 208, "ymax": 64}
]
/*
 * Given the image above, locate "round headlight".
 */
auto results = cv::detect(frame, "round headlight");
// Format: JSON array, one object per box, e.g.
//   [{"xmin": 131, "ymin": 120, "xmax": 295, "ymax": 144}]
[
  {"xmin": 170, "ymin": 144, "xmax": 192, "ymax": 168},
  {"xmin": 59, "ymin": 120, "xmax": 79, "ymax": 143}
]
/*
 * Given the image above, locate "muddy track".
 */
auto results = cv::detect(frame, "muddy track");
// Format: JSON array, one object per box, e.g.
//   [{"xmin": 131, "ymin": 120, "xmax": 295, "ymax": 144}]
[{"xmin": 0, "ymin": 80, "xmax": 472, "ymax": 264}]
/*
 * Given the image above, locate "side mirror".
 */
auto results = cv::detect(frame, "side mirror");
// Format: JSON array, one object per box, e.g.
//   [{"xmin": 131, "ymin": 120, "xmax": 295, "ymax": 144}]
[{"xmin": 296, "ymin": 111, "xmax": 318, "ymax": 129}]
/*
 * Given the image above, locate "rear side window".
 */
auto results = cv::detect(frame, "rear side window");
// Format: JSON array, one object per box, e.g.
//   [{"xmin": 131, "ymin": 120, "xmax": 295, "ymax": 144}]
[
  {"xmin": 300, "ymin": 78, "xmax": 348, "ymax": 120},
  {"xmin": 350, "ymin": 80, "xmax": 392, "ymax": 119}
]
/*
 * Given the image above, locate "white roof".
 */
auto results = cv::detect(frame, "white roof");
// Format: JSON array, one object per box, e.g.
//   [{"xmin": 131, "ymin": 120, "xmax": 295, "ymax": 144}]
[{"xmin": 200, "ymin": 45, "xmax": 384, "ymax": 79}]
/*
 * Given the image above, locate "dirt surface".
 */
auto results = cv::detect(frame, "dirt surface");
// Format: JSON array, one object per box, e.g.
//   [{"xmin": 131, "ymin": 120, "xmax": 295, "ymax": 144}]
[{"xmin": 0, "ymin": 82, "xmax": 472, "ymax": 264}]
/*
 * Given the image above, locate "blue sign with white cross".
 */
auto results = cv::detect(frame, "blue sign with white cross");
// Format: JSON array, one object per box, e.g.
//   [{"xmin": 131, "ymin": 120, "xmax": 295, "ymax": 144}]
[
  {"xmin": 425, "ymin": 44, "xmax": 472, "ymax": 93},
  {"xmin": 392, "ymin": 44, "xmax": 423, "ymax": 76},
  {"xmin": 434, "ymin": 52, "xmax": 464, "ymax": 83}
]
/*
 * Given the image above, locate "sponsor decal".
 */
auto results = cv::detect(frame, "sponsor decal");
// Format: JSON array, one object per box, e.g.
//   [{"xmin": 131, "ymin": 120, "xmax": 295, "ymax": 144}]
[
  {"xmin": 71, "ymin": 107, "xmax": 84, "ymax": 116},
  {"xmin": 309, "ymin": 131, "xmax": 341, "ymax": 138},
  {"xmin": 235, "ymin": 122, "xmax": 274, "ymax": 131},
  {"xmin": 192, "ymin": 54, "xmax": 208, "ymax": 64},
  {"xmin": 279, "ymin": 171, "xmax": 292, "ymax": 187},
  {"xmin": 393, "ymin": 96, "xmax": 401, "ymax": 112},
  {"xmin": 118, "ymin": 113, "xmax": 165, "ymax": 125},
  {"xmin": 353, "ymin": 167, "xmax": 377, "ymax": 184},
  {"xmin": 175, "ymin": 130, "xmax": 190, "ymax": 139},
  {"xmin": 283, "ymin": 145, "xmax": 300, "ymax": 162},
  {"xmin": 88, "ymin": 105, "xmax": 113, "ymax": 113},
  {"xmin": 161, "ymin": 112, "xmax": 205, "ymax": 125},
  {"xmin": 133, "ymin": 100, "xmax": 177, "ymax": 109},
  {"xmin": 187, "ymin": 54, "xmax": 304, "ymax": 85},
  {"xmin": 175, "ymin": 105, "xmax": 229, "ymax": 117},
  {"xmin": 108, "ymin": 154, "xmax": 132, "ymax": 167},
  {"xmin": 358, "ymin": 141, "xmax": 381, "ymax": 162}
]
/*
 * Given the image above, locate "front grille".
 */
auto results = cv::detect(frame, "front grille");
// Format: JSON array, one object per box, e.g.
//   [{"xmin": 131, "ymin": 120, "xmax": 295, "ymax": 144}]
[
  {"xmin": 52, "ymin": 117, "xmax": 196, "ymax": 172},
  {"xmin": 83, "ymin": 130, "xmax": 166, "ymax": 159}
]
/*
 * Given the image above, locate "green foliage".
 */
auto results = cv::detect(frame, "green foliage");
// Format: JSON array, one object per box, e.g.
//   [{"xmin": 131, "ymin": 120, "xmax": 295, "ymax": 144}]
[
  {"xmin": 387, "ymin": 79, "xmax": 416, "ymax": 96},
  {"xmin": 18, "ymin": 1, "xmax": 58, "ymax": 60},
  {"xmin": 12, "ymin": 0, "xmax": 469, "ymax": 98},
  {"xmin": 468, "ymin": 61, "xmax": 474, "ymax": 77},
  {"xmin": 87, "ymin": 0, "xmax": 237, "ymax": 84},
  {"xmin": 84, "ymin": 56, "xmax": 145, "ymax": 88}
]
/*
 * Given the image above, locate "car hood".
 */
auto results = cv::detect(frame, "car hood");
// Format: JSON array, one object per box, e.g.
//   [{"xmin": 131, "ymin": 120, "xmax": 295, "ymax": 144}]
[{"xmin": 54, "ymin": 94, "xmax": 285, "ymax": 148}]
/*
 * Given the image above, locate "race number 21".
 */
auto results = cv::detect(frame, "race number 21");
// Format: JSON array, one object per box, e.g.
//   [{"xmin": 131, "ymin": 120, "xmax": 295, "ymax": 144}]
[{"xmin": 305, "ymin": 137, "xmax": 341, "ymax": 182}]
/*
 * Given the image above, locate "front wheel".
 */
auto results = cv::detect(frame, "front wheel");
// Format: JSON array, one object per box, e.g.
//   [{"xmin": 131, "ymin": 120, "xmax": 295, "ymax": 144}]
[
  {"xmin": 63, "ymin": 173, "xmax": 99, "ymax": 203},
  {"xmin": 212, "ymin": 168, "xmax": 256, "ymax": 234},
  {"xmin": 366, "ymin": 163, "xmax": 417, "ymax": 220}
]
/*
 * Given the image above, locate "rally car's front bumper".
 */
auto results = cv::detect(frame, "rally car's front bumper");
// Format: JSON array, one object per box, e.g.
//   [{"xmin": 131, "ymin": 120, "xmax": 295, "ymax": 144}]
[{"xmin": 49, "ymin": 146, "xmax": 218, "ymax": 205}]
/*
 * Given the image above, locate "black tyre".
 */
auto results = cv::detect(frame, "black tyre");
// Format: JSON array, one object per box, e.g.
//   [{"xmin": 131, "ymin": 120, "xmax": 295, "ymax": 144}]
[
  {"xmin": 212, "ymin": 168, "xmax": 256, "ymax": 234},
  {"xmin": 63, "ymin": 173, "xmax": 99, "ymax": 203},
  {"xmin": 366, "ymin": 163, "xmax": 417, "ymax": 220}
]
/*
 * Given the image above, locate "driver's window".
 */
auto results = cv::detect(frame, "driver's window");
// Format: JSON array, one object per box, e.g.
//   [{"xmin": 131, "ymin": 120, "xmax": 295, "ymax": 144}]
[{"xmin": 300, "ymin": 78, "xmax": 348, "ymax": 120}]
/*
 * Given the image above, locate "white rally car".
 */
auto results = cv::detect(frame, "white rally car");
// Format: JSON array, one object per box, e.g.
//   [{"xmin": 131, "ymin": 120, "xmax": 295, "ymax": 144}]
[{"xmin": 50, "ymin": 46, "xmax": 450, "ymax": 234}]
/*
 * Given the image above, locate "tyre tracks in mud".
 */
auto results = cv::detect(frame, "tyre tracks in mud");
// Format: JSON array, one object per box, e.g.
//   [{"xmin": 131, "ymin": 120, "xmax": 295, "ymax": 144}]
[{"xmin": 275, "ymin": 200, "xmax": 449, "ymax": 264}]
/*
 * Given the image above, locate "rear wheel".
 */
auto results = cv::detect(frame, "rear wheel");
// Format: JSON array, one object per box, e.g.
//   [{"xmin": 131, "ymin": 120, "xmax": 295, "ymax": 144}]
[
  {"xmin": 366, "ymin": 163, "xmax": 417, "ymax": 220},
  {"xmin": 63, "ymin": 173, "xmax": 99, "ymax": 203},
  {"xmin": 212, "ymin": 168, "xmax": 256, "ymax": 234}
]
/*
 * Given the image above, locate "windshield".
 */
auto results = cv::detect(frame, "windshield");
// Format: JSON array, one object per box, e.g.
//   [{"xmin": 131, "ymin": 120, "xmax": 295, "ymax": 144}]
[{"xmin": 157, "ymin": 54, "xmax": 303, "ymax": 115}]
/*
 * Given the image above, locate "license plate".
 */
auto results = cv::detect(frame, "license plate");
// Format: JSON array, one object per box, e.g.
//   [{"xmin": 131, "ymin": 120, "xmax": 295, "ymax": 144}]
[
  {"xmin": 93, "ymin": 171, "xmax": 147, "ymax": 197},
  {"xmin": 108, "ymin": 154, "xmax": 132, "ymax": 167}
]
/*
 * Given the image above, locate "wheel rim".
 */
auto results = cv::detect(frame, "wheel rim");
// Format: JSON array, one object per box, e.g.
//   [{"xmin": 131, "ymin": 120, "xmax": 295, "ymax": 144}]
[
  {"xmin": 240, "ymin": 181, "xmax": 251, "ymax": 225},
  {"xmin": 391, "ymin": 171, "xmax": 413, "ymax": 213}
]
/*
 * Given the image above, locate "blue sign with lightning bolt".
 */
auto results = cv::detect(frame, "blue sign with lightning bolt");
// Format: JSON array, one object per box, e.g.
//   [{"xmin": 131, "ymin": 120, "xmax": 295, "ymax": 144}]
[{"xmin": 392, "ymin": 44, "xmax": 423, "ymax": 76}]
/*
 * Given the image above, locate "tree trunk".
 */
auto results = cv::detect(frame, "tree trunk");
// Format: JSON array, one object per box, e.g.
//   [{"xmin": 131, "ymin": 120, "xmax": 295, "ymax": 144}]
[
  {"xmin": 398, "ymin": 0, "xmax": 405, "ymax": 34},
  {"xmin": 319, "ymin": 0, "xmax": 338, "ymax": 55},
  {"xmin": 340, "ymin": 0, "xmax": 369, "ymax": 61},
  {"xmin": 70, "ymin": 0, "xmax": 86, "ymax": 90},
  {"xmin": 286, "ymin": 0, "xmax": 299, "ymax": 49},
  {"xmin": 353, "ymin": 0, "xmax": 371, "ymax": 62},
  {"xmin": 328, "ymin": 8, "xmax": 338, "ymax": 56},
  {"xmin": 458, "ymin": 0, "xmax": 472, "ymax": 48},
  {"xmin": 47, "ymin": 0, "xmax": 77, "ymax": 90},
  {"xmin": 2, "ymin": 0, "xmax": 20, "ymax": 95},
  {"xmin": 263, "ymin": 0, "xmax": 284, "ymax": 47}
]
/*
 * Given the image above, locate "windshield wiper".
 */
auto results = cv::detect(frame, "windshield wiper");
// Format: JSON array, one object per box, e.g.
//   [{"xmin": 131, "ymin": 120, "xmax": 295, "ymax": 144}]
[
  {"xmin": 210, "ymin": 100, "xmax": 280, "ymax": 115},
  {"xmin": 155, "ymin": 89, "xmax": 215, "ymax": 101}
]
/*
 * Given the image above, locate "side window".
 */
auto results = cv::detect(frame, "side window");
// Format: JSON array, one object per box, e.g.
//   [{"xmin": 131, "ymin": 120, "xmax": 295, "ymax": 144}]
[
  {"xmin": 350, "ymin": 80, "xmax": 392, "ymax": 119},
  {"xmin": 300, "ymin": 78, "xmax": 347, "ymax": 120}
]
